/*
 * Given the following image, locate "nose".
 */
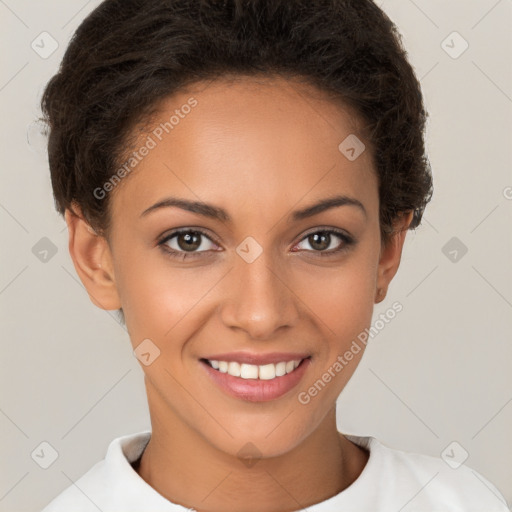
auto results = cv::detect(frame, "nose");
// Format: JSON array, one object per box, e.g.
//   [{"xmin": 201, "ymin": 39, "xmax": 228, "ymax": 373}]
[{"xmin": 219, "ymin": 252, "xmax": 300, "ymax": 340}]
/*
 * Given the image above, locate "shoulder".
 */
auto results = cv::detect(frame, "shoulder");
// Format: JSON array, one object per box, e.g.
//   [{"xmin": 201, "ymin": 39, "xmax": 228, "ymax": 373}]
[
  {"xmin": 346, "ymin": 435, "xmax": 509, "ymax": 511},
  {"xmin": 40, "ymin": 431, "xmax": 176, "ymax": 512},
  {"xmin": 40, "ymin": 457, "xmax": 109, "ymax": 512}
]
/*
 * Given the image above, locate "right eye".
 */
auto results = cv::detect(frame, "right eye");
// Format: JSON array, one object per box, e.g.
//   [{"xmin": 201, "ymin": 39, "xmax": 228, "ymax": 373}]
[{"xmin": 158, "ymin": 228, "xmax": 220, "ymax": 260}]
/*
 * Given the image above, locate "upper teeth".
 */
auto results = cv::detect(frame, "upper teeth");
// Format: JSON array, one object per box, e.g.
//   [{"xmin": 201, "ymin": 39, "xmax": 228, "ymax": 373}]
[{"xmin": 208, "ymin": 359, "xmax": 302, "ymax": 380}]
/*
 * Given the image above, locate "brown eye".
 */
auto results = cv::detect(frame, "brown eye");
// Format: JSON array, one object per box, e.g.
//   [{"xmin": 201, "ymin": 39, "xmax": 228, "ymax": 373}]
[
  {"xmin": 159, "ymin": 229, "xmax": 217, "ymax": 257},
  {"xmin": 294, "ymin": 229, "xmax": 355, "ymax": 256},
  {"xmin": 307, "ymin": 232, "xmax": 332, "ymax": 251},
  {"xmin": 176, "ymin": 231, "xmax": 202, "ymax": 252}
]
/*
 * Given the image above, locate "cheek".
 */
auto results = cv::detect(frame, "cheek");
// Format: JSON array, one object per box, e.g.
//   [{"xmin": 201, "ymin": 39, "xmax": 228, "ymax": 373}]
[
  {"xmin": 295, "ymin": 270, "xmax": 375, "ymax": 416},
  {"xmin": 293, "ymin": 248, "xmax": 378, "ymax": 398},
  {"xmin": 296, "ymin": 255, "xmax": 378, "ymax": 336},
  {"xmin": 308, "ymin": 274, "xmax": 374, "ymax": 323},
  {"xmin": 114, "ymin": 252, "xmax": 224, "ymax": 345}
]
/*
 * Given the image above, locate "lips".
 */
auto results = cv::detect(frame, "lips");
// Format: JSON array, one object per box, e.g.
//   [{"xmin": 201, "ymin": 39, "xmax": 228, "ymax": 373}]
[{"xmin": 199, "ymin": 353, "xmax": 312, "ymax": 402}]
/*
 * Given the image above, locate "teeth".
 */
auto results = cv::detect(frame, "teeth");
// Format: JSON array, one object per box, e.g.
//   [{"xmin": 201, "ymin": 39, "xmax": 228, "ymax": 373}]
[
  {"xmin": 240, "ymin": 363, "xmax": 258, "ymax": 379},
  {"xmin": 207, "ymin": 358, "xmax": 304, "ymax": 380},
  {"xmin": 228, "ymin": 361, "xmax": 241, "ymax": 377},
  {"xmin": 259, "ymin": 364, "xmax": 276, "ymax": 380},
  {"xmin": 275, "ymin": 362, "xmax": 286, "ymax": 377}
]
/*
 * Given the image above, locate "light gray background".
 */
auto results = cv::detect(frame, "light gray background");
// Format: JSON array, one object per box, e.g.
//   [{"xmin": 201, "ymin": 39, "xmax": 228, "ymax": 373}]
[{"xmin": 1, "ymin": 1, "xmax": 511, "ymax": 511}]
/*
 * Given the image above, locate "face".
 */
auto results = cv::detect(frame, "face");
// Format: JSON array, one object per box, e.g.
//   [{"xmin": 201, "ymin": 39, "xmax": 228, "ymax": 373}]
[{"xmin": 70, "ymin": 75, "xmax": 408, "ymax": 459}]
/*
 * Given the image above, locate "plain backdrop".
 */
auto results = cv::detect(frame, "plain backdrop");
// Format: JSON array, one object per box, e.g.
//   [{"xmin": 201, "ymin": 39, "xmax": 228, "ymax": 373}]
[{"xmin": 1, "ymin": 1, "xmax": 511, "ymax": 511}]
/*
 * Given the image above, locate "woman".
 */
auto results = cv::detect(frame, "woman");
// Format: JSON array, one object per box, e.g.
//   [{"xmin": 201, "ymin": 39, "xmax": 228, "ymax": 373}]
[{"xmin": 39, "ymin": 0, "xmax": 508, "ymax": 510}]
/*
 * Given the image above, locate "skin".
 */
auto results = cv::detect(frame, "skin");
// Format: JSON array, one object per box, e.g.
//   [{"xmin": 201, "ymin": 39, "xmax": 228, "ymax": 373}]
[{"xmin": 65, "ymin": 75, "xmax": 413, "ymax": 512}]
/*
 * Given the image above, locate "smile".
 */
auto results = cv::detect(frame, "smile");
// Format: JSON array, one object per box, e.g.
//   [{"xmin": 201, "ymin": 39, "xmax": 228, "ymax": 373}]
[
  {"xmin": 200, "ymin": 355, "xmax": 312, "ymax": 402},
  {"xmin": 203, "ymin": 358, "xmax": 304, "ymax": 381}
]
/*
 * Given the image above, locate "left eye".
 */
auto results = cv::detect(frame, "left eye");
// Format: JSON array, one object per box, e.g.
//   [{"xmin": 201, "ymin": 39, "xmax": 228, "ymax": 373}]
[{"xmin": 293, "ymin": 230, "xmax": 352, "ymax": 254}]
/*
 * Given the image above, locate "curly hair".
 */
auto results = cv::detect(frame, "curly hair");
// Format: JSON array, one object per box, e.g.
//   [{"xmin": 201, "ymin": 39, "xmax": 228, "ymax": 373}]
[{"xmin": 41, "ymin": 0, "xmax": 432, "ymax": 245}]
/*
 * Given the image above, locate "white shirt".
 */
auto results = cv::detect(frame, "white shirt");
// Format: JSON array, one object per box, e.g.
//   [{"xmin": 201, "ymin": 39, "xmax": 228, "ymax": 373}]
[{"xmin": 41, "ymin": 430, "xmax": 509, "ymax": 511}]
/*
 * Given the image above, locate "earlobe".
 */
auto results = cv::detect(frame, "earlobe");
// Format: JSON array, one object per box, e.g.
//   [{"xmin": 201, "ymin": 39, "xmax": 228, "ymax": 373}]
[
  {"xmin": 374, "ymin": 211, "xmax": 414, "ymax": 303},
  {"xmin": 64, "ymin": 205, "xmax": 122, "ymax": 311}
]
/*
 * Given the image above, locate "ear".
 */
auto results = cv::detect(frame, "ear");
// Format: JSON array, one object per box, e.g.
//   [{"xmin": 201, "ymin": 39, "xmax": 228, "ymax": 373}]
[
  {"xmin": 64, "ymin": 204, "xmax": 121, "ymax": 310},
  {"xmin": 374, "ymin": 211, "xmax": 414, "ymax": 304}
]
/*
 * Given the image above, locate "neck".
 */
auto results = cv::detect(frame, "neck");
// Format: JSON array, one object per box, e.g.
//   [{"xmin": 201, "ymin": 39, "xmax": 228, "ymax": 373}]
[{"xmin": 135, "ymin": 380, "xmax": 368, "ymax": 512}]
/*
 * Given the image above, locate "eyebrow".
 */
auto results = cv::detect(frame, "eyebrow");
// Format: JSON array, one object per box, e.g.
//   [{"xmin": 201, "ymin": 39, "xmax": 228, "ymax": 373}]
[{"xmin": 140, "ymin": 194, "xmax": 366, "ymax": 222}]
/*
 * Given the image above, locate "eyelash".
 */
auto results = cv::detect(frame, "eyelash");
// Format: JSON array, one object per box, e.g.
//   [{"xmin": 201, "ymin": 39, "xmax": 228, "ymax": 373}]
[{"xmin": 157, "ymin": 227, "xmax": 355, "ymax": 261}]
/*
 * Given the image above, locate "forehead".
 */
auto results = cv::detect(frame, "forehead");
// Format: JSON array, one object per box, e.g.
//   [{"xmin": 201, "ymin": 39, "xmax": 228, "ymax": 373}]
[{"xmin": 111, "ymin": 75, "xmax": 377, "ymax": 222}]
